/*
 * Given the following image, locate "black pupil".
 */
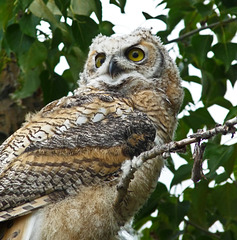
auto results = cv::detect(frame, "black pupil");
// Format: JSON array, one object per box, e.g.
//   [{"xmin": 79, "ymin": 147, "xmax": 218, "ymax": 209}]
[
  {"xmin": 100, "ymin": 58, "xmax": 105, "ymax": 64},
  {"xmin": 132, "ymin": 51, "xmax": 139, "ymax": 58}
]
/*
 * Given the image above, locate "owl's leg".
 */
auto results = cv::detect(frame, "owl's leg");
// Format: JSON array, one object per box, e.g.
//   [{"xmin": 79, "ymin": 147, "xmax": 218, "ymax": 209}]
[{"xmin": 114, "ymin": 155, "xmax": 164, "ymax": 222}]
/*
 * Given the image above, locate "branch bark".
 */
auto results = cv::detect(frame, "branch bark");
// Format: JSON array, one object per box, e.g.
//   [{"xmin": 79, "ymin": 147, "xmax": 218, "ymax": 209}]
[
  {"xmin": 165, "ymin": 18, "xmax": 237, "ymax": 44},
  {"xmin": 116, "ymin": 116, "xmax": 237, "ymax": 204},
  {"xmin": 140, "ymin": 116, "xmax": 237, "ymax": 161}
]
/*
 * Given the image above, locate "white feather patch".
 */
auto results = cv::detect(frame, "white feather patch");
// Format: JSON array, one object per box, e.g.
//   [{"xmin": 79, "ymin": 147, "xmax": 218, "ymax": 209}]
[
  {"xmin": 92, "ymin": 113, "xmax": 104, "ymax": 122},
  {"xmin": 76, "ymin": 116, "xmax": 88, "ymax": 125},
  {"xmin": 121, "ymin": 160, "xmax": 132, "ymax": 179}
]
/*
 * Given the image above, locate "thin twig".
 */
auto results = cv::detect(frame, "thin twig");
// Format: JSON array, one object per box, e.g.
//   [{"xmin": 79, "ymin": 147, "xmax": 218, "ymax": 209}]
[
  {"xmin": 165, "ymin": 18, "xmax": 237, "ymax": 44},
  {"xmin": 184, "ymin": 219, "xmax": 221, "ymax": 239},
  {"xmin": 191, "ymin": 132, "xmax": 207, "ymax": 183},
  {"xmin": 141, "ymin": 116, "xmax": 237, "ymax": 162},
  {"xmin": 115, "ymin": 116, "xmax": 237, "ymax": 204}
]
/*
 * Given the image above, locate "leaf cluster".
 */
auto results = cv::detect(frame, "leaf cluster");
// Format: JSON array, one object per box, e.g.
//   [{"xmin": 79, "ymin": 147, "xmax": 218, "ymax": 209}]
[
  {"xmin": 137, "ymin": 0, "xmax": 237, "ymax": 239},
  {"xmin": 0, "ymin": 0, "xmax": 116, "ymax": 104},
  {"xmin": 0, "ymin": 0, "xmax": 237, "ymax": 239}
]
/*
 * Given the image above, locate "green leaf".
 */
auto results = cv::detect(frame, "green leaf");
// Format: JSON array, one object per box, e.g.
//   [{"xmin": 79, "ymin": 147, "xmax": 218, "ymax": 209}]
[
  {"xmin": 155, "ymin": 198, "xmax": 190, "ymax": 234},
  {"xmin": 19, "ymin": 0, "xmax": 35, "ymax": 9},
  {"xmin": 70, "ymin": 0, "xmax": 102, "ymax": 22},
  {"xmin": 191, "ymin": 35, "xmax": 213, "ymax": 67},
  {"xmin": 71, "ymin": 15, "xmax": 98, "ymax": 51},
  {"xmin": 46, "ymin": 0, "xmax": 62, "ymax": 16},
  {"xmin": 183, "ymin": 107, "xmax": 215, "ymax": 131},
  {"xmin": 109, "ymin": 0, "xmax": 126, "ymax": 13},
  {"xmin": 54, "ymin": 0, "xmax": 70, "ymax": 17},
  {"xmin": 0, "ymin": 0, "xmax": 14, "ymax": 30},
  {"xmin": 6, "ymin": 24, "xmax": 35, "ymax": 54},
  {"xmin": 184, "ymin": 181, "xmax": 209, "ymax": 227},
  {"xmin": 167, "ymin": 8, "xmax": 183, "ymax": 31},
  {"xmin": 214, "ymin": 20, "xmax": 237, "ymax": 43},
  {"xmin": 221, "ymin": 3, "xmax": 237, "ymax": 12},
  {"xmin": 225, "ymin": 106, "xmax": 237, "ymax": 121},
  {"xmin": 204, "ymin": 143, "xmax": 236, "ymax": 177},
  {"xmin": 65, "ymin": 46, "xmax": 87, "ymax": 81},
  {"xmin": 133, "ymin": 182, "xmax": 169, "ymax": 229},
  {"xmin": 175, "ymin": 118, "xmax": 191, "ymax": 141},
  {"xmin": 209, "ymin": 98, "xmax": 232, "ymax": 110},
  {"xmin": 19, "ymin": 13, "xmax": 40, "ymax": 37},
  {"xmin": 142, "ymin": 12, "xmax": 167, "ymax": 24},
  {"xmin": 226, "ymin": 64, "xmax": 237, "ymax": 85},
  {"xmin": 93, "ymin": 0, "xmax": 102, "ymax": 22},
  {"xmin": 165, "ymin": 0, "xmax": 194, "ymax": 31},
  {"xmin": 13, "ymin": 68, "xmax": 41, "ymax": 99},
  {"xmin": 157, "ymin": 30, "xmax": 170, "ymax": 44},
  {"xmin": 155, "ymin": 15, "xmax": 167, "ymax": 24},
  {"xmin": 51, "ymin": 27, "xmax": 63, "ymax": 48},
  {"xmin": 183, "ymin": 75, "xmax": 201, "ymax": 84},
  {"xmin": 177, "ymin": 200, "xmax": 190, "ymax": 224},
  {"xmin": 142, "ymin": 12, "xmax": 154, "ymax": 20},
  {"xmin": 171, "ymin": 164, "xmax": 192, "ymax": 187},
  {"xmin": 212, "ymin": 43, "xmax": 237, "ymax": 71},
  {"xmin": 221, "ymin": 230, "xmax": 237, "ymax": 240},
  {"xmin": 215, "ymin": 172, "xmax": 229, "ymax": 184},
  {"xmin": 200, "ymin": 58, "xmax": 228, "ymax": 107},
  {"xmin": 211, "ymin": 183, "xmax": 237, "ymax": 220},
  {"xmin": 19, "ymin": 41, "xmax": 48, "ymax": 70},
  {"xmin": 227, "ymin": 6, "xmax": 237, "ymax": 14},
  {"xmin": 99, "ymin": 21, "xmax": 114, "ymax": 36},
  {"xmin": 40, "ymin": 71, "xmax": 70, "ymax": 104},
  {"xmin": 195, "ymin": 2, "xmax": 213, "ymax": 17},
  {"xmin": 179, "ymin": 87, "xmax": 194, "ymax": 112},
  {"xmin": 183, "ymin": 11, "xmax": 202, "ymax": 31},
  {"xmin": 29, "ymin": 0, "xmax": 61, "ymax": 29},
  {"xmin": 166, "ymin": 156, "xmax": 176, "ymax": 173},
  {"xmin": 62, "ymin": 69, "xmax": 77, "ymax": 90}
]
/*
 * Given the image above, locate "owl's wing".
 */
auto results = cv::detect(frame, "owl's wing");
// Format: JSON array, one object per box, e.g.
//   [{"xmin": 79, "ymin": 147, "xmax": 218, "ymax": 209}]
[{"xmin": 0, "ymin": 89, "xmax": 156, "ymax": 222}]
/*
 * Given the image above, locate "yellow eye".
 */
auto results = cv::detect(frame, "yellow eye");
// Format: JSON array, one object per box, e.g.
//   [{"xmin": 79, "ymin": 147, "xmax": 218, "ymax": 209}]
[
  {"xmin": 95, "ymin": 53, "xmax": 106, "ymax": 68},
  {"xmin": 127, "ymin": 48, "xmax": 145, "ymax": 62}
]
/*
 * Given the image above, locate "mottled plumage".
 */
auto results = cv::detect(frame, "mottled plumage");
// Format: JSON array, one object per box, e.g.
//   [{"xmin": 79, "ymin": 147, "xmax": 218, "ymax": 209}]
[{"xmin": 0, "ymin": 28, "xmax": 183, "ymax": 239}]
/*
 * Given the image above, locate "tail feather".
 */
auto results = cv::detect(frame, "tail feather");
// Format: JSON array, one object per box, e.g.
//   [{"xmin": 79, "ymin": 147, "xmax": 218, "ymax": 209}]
[{"xmin": 0, "ymin": 195, "xmax": 50, "ymax": 222}]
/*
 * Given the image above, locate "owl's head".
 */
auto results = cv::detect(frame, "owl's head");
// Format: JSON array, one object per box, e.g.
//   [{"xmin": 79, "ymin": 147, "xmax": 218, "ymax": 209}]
[{"xmin": 79, "ymin": 28, "xmax": 181, "ymax": 96}]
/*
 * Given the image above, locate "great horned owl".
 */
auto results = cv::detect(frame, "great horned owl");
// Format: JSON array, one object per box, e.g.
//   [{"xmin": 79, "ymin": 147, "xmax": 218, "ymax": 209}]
[{"xmin": 0, "ymin": 28, "xmax": 183, "ymax": 239}]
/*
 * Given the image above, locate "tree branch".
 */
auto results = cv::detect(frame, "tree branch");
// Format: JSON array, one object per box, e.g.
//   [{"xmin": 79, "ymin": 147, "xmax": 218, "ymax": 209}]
[
  {"xmin": 116, "ymin": 117, "xmax": 237, "ymax": 204},
  {"xmin": 184, "ymin": 219, "xmax": 221, "ymax": 239},
  {"xmin": 165, "ymin": 18, "xmax": 237, "ymax": 44}
]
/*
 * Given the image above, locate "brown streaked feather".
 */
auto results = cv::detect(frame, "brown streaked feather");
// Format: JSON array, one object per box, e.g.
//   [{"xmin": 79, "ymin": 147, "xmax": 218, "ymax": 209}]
[
  {"xmin": 0, "ymin": 28, "xmax": 184, "ymax": 240},
  {"xmin": 0, "ymin": 196, "xmax": 50, "ymax": 222},
  {"xmin": 0, "ymin": 88, "xmax": 156, "ymax": 220}
]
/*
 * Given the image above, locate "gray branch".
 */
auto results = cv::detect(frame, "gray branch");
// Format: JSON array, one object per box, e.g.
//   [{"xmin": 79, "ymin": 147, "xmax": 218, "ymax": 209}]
[
  {"xmin": 165, "ymin": 18, "xmax": 237, "ymax": 44},
  {"xmin": 116, "ymin": 116, "xmax": 237, "ymax": 204},
  {"xmin": 141, "ymin": 116, "xmax": 237, "ymax": 162}
]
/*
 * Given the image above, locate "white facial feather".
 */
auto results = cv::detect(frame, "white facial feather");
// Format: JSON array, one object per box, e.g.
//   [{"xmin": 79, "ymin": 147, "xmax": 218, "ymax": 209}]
[{"xmin": 79, "ymin": 28, "xmax": 171, "ymax": 92}]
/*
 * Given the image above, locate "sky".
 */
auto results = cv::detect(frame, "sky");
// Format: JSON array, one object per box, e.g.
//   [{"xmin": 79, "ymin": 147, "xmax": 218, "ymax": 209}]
[{"xmin": 100, "ymin": 0, "xmax": 167, "ymax": 34}]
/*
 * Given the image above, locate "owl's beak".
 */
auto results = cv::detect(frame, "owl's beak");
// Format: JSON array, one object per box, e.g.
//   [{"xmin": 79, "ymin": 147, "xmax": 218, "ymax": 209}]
[{"xmin": 109, "ymin": 59, "xmax": 122, "ymax": 78}]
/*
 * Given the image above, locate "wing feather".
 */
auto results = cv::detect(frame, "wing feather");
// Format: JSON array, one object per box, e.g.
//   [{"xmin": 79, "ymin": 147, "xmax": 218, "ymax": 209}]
[{"xmin": 0, "ymin": 89, "xmax": 156, "ymax": 220}]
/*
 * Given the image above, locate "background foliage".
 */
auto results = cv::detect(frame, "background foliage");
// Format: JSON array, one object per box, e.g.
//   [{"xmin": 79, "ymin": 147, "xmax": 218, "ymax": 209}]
[{"xmin": 0, "ymin": 0, "xmax": 236, "ymax": 239}]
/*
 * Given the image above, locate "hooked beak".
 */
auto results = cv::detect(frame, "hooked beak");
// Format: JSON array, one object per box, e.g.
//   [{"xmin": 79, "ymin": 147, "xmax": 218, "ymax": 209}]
[{"xmin": 109, "ymin": 59, "xmax": 123, "ymax": 78}]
